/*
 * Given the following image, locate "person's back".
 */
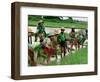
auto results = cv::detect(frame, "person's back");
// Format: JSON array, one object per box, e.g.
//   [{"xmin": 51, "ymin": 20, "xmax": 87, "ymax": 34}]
[
  {"xmin": 37, "ymin": 22, "xmax": 45, "ymax": 33},
  {"xmin": 69, "ymin": 28, "xmax": 76, "ymax": 43},
  {"xmin": 35, "ymin": 20, "xmax": 46, "ymax": 41},
  {"xmin": 70, "ymin": 31, "xmax": 75, "ymax": 38},
  {"xmin": 58, "ymin": 33, "xmax": 66, "ymax": 42}
]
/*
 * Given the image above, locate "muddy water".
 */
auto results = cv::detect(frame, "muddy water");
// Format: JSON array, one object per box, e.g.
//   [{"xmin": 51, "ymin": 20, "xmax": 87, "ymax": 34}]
[{"xmin": 28, "ymin": 26, "xmax": 81, "ymax": 33}]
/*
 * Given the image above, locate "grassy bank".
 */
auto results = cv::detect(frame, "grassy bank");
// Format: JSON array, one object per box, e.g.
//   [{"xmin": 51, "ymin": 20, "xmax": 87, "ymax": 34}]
[
  {"xmin": 47, "ymin": 46, "xmax": 88, "ymax": 65},
  {"xmin": 28, "ymin": 15, "xmax": 87, "ymax": 29}
]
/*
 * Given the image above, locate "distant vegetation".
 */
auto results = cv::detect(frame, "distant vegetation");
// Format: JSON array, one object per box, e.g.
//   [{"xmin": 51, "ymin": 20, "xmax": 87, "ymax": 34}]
[{"xmin": 28, "ymin": 15, "xmax": 87, "ymax": 29}]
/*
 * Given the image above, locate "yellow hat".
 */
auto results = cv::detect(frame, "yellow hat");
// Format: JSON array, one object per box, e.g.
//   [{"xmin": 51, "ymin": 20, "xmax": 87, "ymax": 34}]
[
  {"xmin": 61, "ymin": 27, "xmax": 65, "ymax": 31},
  {"xmin": 38, "ymin": 20, "xmax": 43, "ymax": 23},
  {"xmin": 54, "ymin": 30, "xmax": 59, "ymax": 34},
  {"xmin": 28, "ymin": 28, "xmax": 33, "ymax": 32}
]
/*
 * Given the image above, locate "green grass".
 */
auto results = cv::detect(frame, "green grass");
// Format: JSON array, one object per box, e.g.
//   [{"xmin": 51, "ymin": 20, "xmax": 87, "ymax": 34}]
[
  {"xmin": 47, "ymin": 46, "xmax": 88, "ymax": 65},
  {"xmin": 28, "ymin": 16, "xmax": 87, "ymax": 29}
]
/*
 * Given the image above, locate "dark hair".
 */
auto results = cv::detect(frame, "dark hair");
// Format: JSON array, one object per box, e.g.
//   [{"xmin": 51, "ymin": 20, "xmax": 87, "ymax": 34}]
[
  {"xmin": 85, "ymin": 29, "xmax": 88, "ymax": 33},
  {"xmin": 38, "ymin": 23, "xmax": 41, "ymax": 25},
  {"xmin": 40, "ymin": 39, "xmax": 43, "ymax": 42},
  {"xmin": 71, "ymin": 28, "xmax": 75, "ymax": 32}
]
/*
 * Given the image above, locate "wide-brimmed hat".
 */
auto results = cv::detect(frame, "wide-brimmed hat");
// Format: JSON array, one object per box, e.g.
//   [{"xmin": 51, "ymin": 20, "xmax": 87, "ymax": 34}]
[
  {"xmin": 54, "ymin": 30, "xmax": 59, "ymax": 35},
  {"xmin": 48, "ymin": 33, "xmax": 54, "ymax": 37},
  {"xmin": 28, "ymin": 28, "xmax": 33, "ymax": 32},
  {"xmin": 61, "ymin": 27, "xmax": 65, "ymax": 31},
  {"xmin": 38, "ymin": 20, "xmax": 44, "ymax": 23}
]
